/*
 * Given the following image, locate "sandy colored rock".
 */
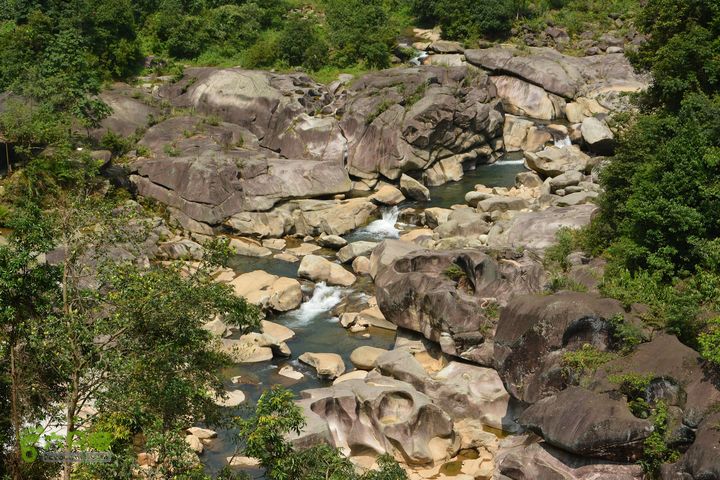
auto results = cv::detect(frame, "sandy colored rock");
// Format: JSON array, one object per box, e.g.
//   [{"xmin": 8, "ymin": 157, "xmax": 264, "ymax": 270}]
[
  {"xmin": 400, "ymin": 174, "xmax": 430, "ymax": 201},
  {"xmin": 371, "ymin": 185, "xmax": 406, "ymax": 206},
  {"xmin": 229, "ymin": 237, "xmax": 272, "ymax": 257},
  {"xmin": 350, "ymin": 346, "xmax": 389, "ymax": 370},
  {"xmin": 298, "ymin": 255, "xmax": 356, "ymax": 286},
  {"xmin": 337, "ymin": 241, "xmax": 378, "ymax": 263},
  {"xmin": 299, "ymin": 352, "xmax": 346, "ymax": 379},
  {"xmin": 352, "ymin": 256, "xmax": 371, "ymax": 275},
  {"xmin": 332, "ymin": 370, "xmax": 369, "ymax": 385},
  {"xmin": 185, "ymin": 434, "xmax": 204, "ymax": 454}
]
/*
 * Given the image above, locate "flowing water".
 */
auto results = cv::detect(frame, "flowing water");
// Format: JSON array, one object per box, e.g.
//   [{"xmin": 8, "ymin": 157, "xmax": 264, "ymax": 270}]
[
  {"xmin": 204, "ymin": 156, "xmax": 529, "ymax": 475},
  {"xmin": 554, "ymin": 135, "xmax": 572, "ymax": 148},
  {"xmin": 345, "ymin": 206, "xmax": 401, "ymax": 242}
]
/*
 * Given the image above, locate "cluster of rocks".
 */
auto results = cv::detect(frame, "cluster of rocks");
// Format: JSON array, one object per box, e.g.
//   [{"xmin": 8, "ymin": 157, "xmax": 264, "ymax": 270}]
[
  {"xmin": 86, "ymin": 38, "xmax": 720, "ymax": 480},
  {"xmin": 512, "ymin": 20, "xmax": 647, "ymax": 56},
  {"xmin": 87, "ymin": 41, "xmax": 645, "ymax": 243}
]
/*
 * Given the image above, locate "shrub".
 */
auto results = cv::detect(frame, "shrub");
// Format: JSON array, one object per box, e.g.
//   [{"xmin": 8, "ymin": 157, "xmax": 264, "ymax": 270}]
[{"xmin": 699, "ymin": 317, "xmax": 720, "ymax": 367}]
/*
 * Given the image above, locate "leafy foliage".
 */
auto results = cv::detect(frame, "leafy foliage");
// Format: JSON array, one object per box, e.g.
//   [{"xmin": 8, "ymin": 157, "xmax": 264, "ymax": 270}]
[
  {"xmin": 631, "ymin": 0, "xmax": 720, "ymax": 111},
  {"xmin": 639, "ymin": 401, "xmax": 680, "ymax": 477},
  {"xmin": 699, "ymin": 317, "xmax": 720, "ymax": 367}
]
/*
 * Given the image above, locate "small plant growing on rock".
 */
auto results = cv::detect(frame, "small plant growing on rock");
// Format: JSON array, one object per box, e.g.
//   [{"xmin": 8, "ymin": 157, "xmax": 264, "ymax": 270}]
[
  {"xmin": 562, "ymin": 344, "xmax": 616, "ymax": 386},
  {"xmin": 639, "ymin": 401, "xmax": 680, "ymax": 478},
  {"xmin": 546, "ymin": 274, "xmax": 588, "ymax": 293},
  {"xmin": 203, "ymin": 114, "xmax": 222, "ymax": 126},
  {"xmin": 609, "ymin": 313, "xmax": 645, "ymax": 353},
  {"xmin": 699, "ymin": 317, "xmax": 720, "ymax": 368},
  {"xmin": 444, "ymin": 263, "xmax": 466, "ymax": 281},
  {"xmin": 366, "ymin": 99, "xmax": 394, "ymax": 124},
  {"xmin": 163, "ymin": 143, "xmax": 180, "ymax": 157},
  {"xmin": 609, "ymin": 373, "xmax": 654, "ymax": 418}
]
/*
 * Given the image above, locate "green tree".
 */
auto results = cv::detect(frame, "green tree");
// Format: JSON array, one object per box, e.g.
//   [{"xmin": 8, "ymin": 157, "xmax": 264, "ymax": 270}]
[
  {"xmin": 631, "ymin": 0, "xmax": 720, "ymax": 111},
  {"xmin": 324, "ymin": 0, "xmax": 394, "ymax": 68},
  {"xmin": 0, "ymin": 205, "xmax": 61, "ymax": 480},
  {"xmin": 431, "ymin": 0, "xmax": 516, "ymax": 39}
]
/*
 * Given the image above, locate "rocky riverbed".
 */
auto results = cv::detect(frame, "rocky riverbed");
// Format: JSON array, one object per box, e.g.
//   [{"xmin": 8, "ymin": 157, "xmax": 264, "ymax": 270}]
[{"xmin": 86, "ymin": 43, "xmax": 720, "ymax": 480}]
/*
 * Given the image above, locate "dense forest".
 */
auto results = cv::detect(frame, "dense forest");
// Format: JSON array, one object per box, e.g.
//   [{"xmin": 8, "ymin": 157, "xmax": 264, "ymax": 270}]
[{"xmin": 1, "ymin": 0, "xmax": 720, "ymax": 479}]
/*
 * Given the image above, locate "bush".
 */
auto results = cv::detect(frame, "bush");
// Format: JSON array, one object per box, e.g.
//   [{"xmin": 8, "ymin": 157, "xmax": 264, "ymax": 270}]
[
  {"xmin": 631, "ymin": 0, "xmax": 720, "ymax": 111},
  {"xmin": 325, "ymin": 0, "xmax": 394, "ymax": 68},
  {"xmin": 432, "ymin": 0, "xmax": 518, "ymax": 40},
  {"xmin": 699, "ymin": 318, "xmax": 720, "ymax": 367}
]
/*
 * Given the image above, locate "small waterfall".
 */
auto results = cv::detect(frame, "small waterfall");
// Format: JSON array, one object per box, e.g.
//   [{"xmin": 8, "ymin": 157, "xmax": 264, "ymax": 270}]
[
  {"xmin": 493, "ymin": 159, "xmax": 525, "ymax": 165},
  {"xmin": 361, "ymin": 206, "xmax": 400, "ymax": 239},
  {"xmin": 287, "ymin": 282, "xmax": 345, "ymax": 326},
  {"xmin": 554, "ymin": 135, "xmax": 572, "ymax": 148},
  {"xmin": 409, "ymin": 51, "xmax": 428, "ymax": 66}
]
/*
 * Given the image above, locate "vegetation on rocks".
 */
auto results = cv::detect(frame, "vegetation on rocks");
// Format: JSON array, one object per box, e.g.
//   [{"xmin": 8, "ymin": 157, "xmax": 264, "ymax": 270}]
[{"xmin": 235, "ymin": 386, "xmax": 407, "ymax": 480}]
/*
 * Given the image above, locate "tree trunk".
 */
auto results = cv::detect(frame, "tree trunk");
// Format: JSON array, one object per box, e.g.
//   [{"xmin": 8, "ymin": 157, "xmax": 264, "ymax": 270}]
[
  {"xmin": 9, "ymin": 334, "xmax": 22, "ymax": 480},
  {"xmin": 62, "ymin": 371, "xmax": 80, "ymax": 480}
]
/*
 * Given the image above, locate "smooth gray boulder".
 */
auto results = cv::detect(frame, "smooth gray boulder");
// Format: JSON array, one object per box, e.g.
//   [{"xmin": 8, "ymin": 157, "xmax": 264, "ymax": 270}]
[
  {"xmin": 524, "ymin": 145, "xmax": 594, "ymax": 178},
  {"xmin": 581, "ymin": 117, "xmax": 615, "ymax": 155},
  {"xmin": 400, "ymin": 174, "xmax": 430, "ymax": 201},
  {"xmin": 519, "ymin": 387, "xmax": 653, "ymax": 462},
  {"xmin": 376, "ymin": 250, "xmax": 545, "ymax": 358},
  {"xmin": 487, "ymin": 204, "xmax": 598, "ymax": 252},
  {"xmin": 493, "ymin": 292, "xmax": 625, "ymax": 404}
]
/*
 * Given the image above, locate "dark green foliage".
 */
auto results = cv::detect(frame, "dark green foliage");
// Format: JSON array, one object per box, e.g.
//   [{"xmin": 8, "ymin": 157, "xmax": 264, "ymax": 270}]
[
  {"xmin": 594, "ymin": 94, "xmax": 720, "ymax": 279},
  {"xmin": 639, "ymin": 401, "xmax": 680, "ymax": 478},
  {"xmin": 562, "ymin": 344, "xmax": 615, "ymax": 385},
  {"xmin": 631, "ymin": 0, "xmax": 720, "ymax": 111},
  {"xmin": 431, "ymin": 0, "xmax": 518, "ymax": 39},
  {"xmin": 609, "ymin": 373, "xmax": 653, "ymax": 417},
  {"xmin": 325, "ymin": 0, "xmax": 394, "ymax": 68},
  {"xmin": 544, "ymin": 227, "xmax": 577, "ymax": 273},
  {"xmin": 608, "ymin": 313, "xmax": 645, "ymax": 353},
  {"xmin": 444, "ymin": 263, "xmax": 467, "ymax": 281},
  {"xmin": 699, "ymin": 318, "xmax": 720, "ymax": 367}
]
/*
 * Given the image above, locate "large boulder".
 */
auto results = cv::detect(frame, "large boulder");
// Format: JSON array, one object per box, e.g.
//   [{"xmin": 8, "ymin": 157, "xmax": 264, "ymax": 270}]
[
  {"xmin": 503, "ymin": 115, "xmax": 553, "ymax": 153},
  {"xmin": 375, "ymin": 350, "xmax": 513, "ymax": 431},
  {"xmin": 292, "ymin": 198, "xmax": 377, "ymax": 237},
  {"xmin": 299, "ymin": 352, "xmax": 346, "ymax": 379},
  {"xmin": 493, "ymin": 292, "xmax": 626, "ymax": 404},
  {"xmin": 350, "ymin": 346, "xmax": 388, "ymax": 370},
  {"xmin": 491, "ymin": 76, "xmax": 566, "ymax": 120},
  {"xmin": 298, "ymin": 255, "xmax": 356, "ymax": 286},
  {"xmin": 337, "ymin": 241, "xmax": 378, "ymax": 264},
  {"xmin": 590, "ymin": 334, "xmax": 720, "ymax": 424},
  {"xmin": 519, "ymin": 387, "xmax": 653, "ymax": 462},
  {"xmin": 464, "ymin": 46, "xmax": 648, "ymax": 100},
  {"xmin": 662, "ymin": 413, "xmax": 720, "ymax": 480},
  {"xmin": 369, "ymin": 239, "xmax": 423, "ymax": 279},
  {"xmin": 580, "ymin": 117, "xmax": 615, "ymax": 155},
  {"xmin": 400, "ymin": 174, "xmax": 430, "ymax": 201},
  {"xmin": 294, "ymin": 374, "xmax": 459, "ymax": 464},
  {"xmin": 159, "ymin": 68, "xmax": 337, "ymax": 155},
  {"xmin": 93, "ymin": 84, "xmax": 160, "ymax": 139},
  {"xmin": 524, "ymin": 145, "xmax": 594, "ymax": 178},
  {"xmin": 225, "ymin": 210, "xmax": 293, "ymax": 238},
  {"xmin": 340, "ymin": 66, "xmax": 503, "ymax": 180},
  {"xmin": 376, "ymin": 250, "xmax": 545, "ymax": 358},
  {"xmin": 487, "ymin": 204, "xmax": 598, "ymax": 252},
  {"xmin": 132, "ymin": 153, "xmax": 351, "ymax": 226},
  {"xmin": 495, "ymin": 435, "xmax": 644, "ymax": 480},
  {"xmin": 229, "ymin": 271, "xmax": 302, "ymax": 311},
  {"xmin": 434, "ymin": 208, "xmax": 491, "ymax": 239}
]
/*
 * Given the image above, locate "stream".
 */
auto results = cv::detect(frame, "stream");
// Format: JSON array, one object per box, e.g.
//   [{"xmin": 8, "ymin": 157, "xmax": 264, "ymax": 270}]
[{"xmin": 202, "ymin": 158, "xmax": 529, "ymax": 476}]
